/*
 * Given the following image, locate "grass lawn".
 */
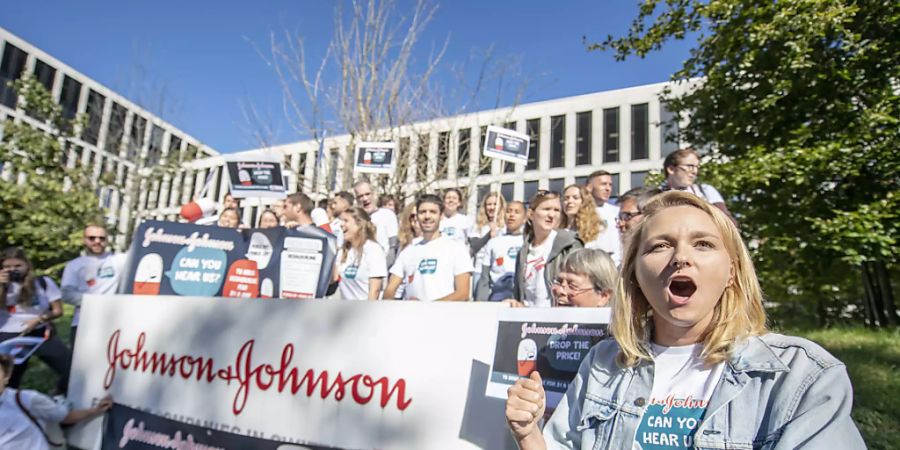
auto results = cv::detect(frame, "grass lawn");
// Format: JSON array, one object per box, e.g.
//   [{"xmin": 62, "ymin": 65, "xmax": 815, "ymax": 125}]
[{"xmin": 17, "ymin": 306, "xmax": 900, "ymax": 449}]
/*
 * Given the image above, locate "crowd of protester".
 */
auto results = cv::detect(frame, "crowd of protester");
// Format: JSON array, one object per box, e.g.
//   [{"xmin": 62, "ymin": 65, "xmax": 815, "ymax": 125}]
[{"xmin": 0, "ymin": 147, "xmax": 866, "ymax": 448}]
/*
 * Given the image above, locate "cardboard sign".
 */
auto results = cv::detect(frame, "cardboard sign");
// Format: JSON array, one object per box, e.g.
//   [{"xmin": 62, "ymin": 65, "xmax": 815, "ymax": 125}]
[
  {"xmin": 224, "ymin": 155, "xmax": 286, "ymax": 199},
  {"xmin": 482, "ymin": 125, "xmax": 530, "ymax": 165},
  {"xmin": 353, "ymin": 142, "xmax": 396, "ymax": 174},
  {"xmin": 124, "ymin": 221, "xmax": 336, "ymax": 299},
  {"xmin": 485, "ymin": 307, "xmax": 610, "ymax": 410},
  {"xmin": 67, "ymin": 295, "xmax": 517, "ymax": 450}
]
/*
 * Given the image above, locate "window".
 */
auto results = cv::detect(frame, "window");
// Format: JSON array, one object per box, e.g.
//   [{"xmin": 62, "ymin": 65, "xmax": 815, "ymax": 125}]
[
  {"xmin": 105, "ymin": 103, "xmax": 127, "ymax": 153},
  {"xmin": 503, "ymin": 122, "xmax": 516, "ymax": 173},
  {"xmin": 417, "ymin": 134, "xmax": 429, "ymax": 179},
  {"xmin": 576, "ymin": 111, "xmax": 592, "ymax": 166},
  {"xmin": 128, "ymin": 115, "xmax": 147, "ymax": 159},
  {"xmin": 630, "ymin": 171, "xmax": 649, "ymax": 189},
  {"xmin": 660, "ymin": 102, "xmax": 679, "ymax": 157},
  {"xmin": 457, "ymin": 129, "xmax": 471, "ymax": 178},
  {"xmin": 477, "ymin": 184, "xmax": 490, "ymax": 203},
  {"xmin": 550, "ymin": 115, "xmax": 565, "ymax": 168},
  {"xmin": 328, "ymin": 148, "xmax": 339, "ymax": 191},
  {"xmin": 611, "ymin": 173, "xmax": 621, "ymax": 198},
  {"xmin": 631, "ymin": 103, "xmax": 649, "ymax": 160},
  {"xmin": 526, "ymin": 119, "xmax": 540, "ymax": 171},
  {"xmin": 523, "ymin": 180, "xmax": 539, "ymax": 204},
  {"xmin": 501, "ymin": 183, "xmax": 514, "ymax": 202},
  {"xmin": 82, "ymin": 90, "xmax": 105, "ymax": 145},
  {"xmin": 437, "ymin": 131, "xmax": 450, "ymax": 178},
  {"xmin": 147, "ymin": 125, "xmax": 164, "ymax": 166},
  {"xmin": 59, "ymin": 76, "xmax": 82, "ymax": 120},
  {"xmin": 169, "ymin": 134, "xmax": 183, "ymax": 160},
  {"xmin": 33, "ymin": 59, "xmax": 55, "ymax": 92},
  {"xmin": 296, "ymin": 153, "xmax": 307, "ymax": 190},
  {"xmin": 549, "ymin": 178, "xmax": 565, "ymax": 195},
  {"xmin": 212, "ymin": 167, "xmax": 224, "ymax": 200},
  {"xmin": 575, "ymin": 176, "xmax": 587, "ymax": 186},
  {"xmin": 603, "ymin": 107, "xmax": 619, "ymax": 163},
  {"xmin": 0, "ymin": 43, "xmax": 27, "ymax": 108},
  {"xmin": 479, "ymin": 126, "xmax": 491, "ymax": 175}
]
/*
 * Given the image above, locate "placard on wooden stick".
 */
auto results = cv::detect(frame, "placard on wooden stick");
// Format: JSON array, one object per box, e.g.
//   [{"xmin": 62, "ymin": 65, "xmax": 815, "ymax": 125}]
[
  {"xmin": 354, "ymin": 142, "xmax": 397, "ymax": 174},
  {"xmin": 482, "ymin": 125, "xmax": 530, "ymax": 165}
]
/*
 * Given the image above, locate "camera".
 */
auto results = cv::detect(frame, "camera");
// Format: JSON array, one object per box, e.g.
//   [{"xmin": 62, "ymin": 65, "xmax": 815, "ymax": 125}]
[{"xmin": 7, "ymin": 270, "xmax": 25, "ymax": 283}]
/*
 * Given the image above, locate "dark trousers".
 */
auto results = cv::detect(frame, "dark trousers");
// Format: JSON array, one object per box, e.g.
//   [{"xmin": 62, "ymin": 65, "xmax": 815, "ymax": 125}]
[{"xmin": 0, "ymin": 325, "xmax": 72, "ymax": 394}]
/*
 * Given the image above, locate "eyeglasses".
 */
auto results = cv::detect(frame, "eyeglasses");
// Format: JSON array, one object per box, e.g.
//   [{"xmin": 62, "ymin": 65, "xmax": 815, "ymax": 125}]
[
  {"xmin": 616, "ymin": 210, "xmax": 642, "ymax": 222},
  {"xmin": 551, "ymin": 279, "xmax": 594, "ymax": 296},
  {"xmin": 86, "ymin": 236, "xmax": 107, "ymax": 242},
  {"xmin": 677, "ymin": 164, "xmax": 700, "ymax": 172}
]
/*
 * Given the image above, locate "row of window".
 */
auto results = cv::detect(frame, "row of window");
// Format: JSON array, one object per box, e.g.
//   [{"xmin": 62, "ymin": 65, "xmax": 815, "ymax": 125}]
[{"xmin": 0, "ymin": 41, "xmax": 195, "ymax": 167}]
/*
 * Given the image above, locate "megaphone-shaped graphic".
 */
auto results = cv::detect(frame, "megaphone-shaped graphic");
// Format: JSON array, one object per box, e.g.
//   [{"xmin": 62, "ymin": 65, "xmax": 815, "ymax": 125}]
[
  {"xmin": 180, "ymin": 198, "xmax": 217, "ymax": 223},
  {"xmin": 517, "ymin": 338, "xmax": 538, "ymax": 377}
]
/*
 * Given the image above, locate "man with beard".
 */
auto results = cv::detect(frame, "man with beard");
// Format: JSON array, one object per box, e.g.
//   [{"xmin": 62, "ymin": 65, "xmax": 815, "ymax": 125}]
[{"xmin": 61, "ymin": 224, "xmax": 128, "ymax": 346}]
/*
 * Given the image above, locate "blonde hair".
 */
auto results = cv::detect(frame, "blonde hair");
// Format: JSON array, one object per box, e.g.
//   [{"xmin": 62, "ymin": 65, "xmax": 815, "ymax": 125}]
[
  {"xmin": 476, "ymin": 192, "xmax": 507, "ymax": 229},
  {"xmin": 397, "ymin": 203, "xmax": 419, "ymax": 250},
  {"xmin": 612, "ymin": 191, "xmax": 766, "ymax": 367},
  {"xmin": 559, "ymin": 184, "xmax": 604, "ymax": 243}
]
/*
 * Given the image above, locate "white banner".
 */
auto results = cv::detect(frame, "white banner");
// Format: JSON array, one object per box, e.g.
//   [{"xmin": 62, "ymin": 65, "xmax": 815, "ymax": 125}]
[{"xmin": 68, "ymin": 295, "xmax": 519, "ymax": 450}]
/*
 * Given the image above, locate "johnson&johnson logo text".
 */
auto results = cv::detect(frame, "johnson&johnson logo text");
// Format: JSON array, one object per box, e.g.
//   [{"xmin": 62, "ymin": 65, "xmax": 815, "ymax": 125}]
[{"xmin": 104, "ymin": 330, "xmax": 413, "ymax": 415}]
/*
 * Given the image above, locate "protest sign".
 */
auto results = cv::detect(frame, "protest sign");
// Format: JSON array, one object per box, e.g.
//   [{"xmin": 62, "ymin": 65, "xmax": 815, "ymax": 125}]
[
  {"xmin": 485, "ymin": 307, "xmax": 611, "ymax": 409},
  {"xmin": 124, "ymin": 220, "xmax": 335, "ymax": 299},
  {"xmin": 224, "ymin": 155, "xmax": 286, "ymax": 199},
  {"xmin": 67, "ymin": 295, "xmax": 517, "ymax": 450},
  {"xmin": 0, "ymin": 336, "xmax": 45, "ymax": 365},
  {"xmin": 353, "ymin": 142, "xmax": 396, "ymax": 174},
  {"xmin": 482, "ymin": 125, "xmax": 530, "ymax": 165}
]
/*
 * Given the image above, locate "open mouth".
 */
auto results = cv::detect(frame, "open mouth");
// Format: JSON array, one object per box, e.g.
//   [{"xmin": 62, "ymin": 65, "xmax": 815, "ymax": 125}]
[{"xmin": 667, "ymin": 277, "xmax": 697, "ymax": 305}]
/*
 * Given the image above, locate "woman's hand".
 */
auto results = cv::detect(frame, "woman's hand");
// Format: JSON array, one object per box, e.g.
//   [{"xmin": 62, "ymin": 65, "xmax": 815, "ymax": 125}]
[
  {"xmin": 506, "ymin": 371, "xmax": 547, "ymax": 447},
  {"xmin": 94, "ymin": 395, "xmax": 114, "ymax": 413},
  {"xmin": 19, "ymin": 316, "xmax": 44, "ymax": 335}
]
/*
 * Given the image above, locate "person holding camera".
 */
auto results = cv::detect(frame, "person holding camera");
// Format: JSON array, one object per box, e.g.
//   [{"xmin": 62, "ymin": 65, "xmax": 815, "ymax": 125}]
[{"xmin": 0, "ymin": 248, "xmax": 72, "ymax": 394}]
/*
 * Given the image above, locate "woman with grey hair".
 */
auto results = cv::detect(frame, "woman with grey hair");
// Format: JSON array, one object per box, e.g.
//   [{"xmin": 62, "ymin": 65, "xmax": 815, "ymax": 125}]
[{"xmin": 550, "ymin": 248, "xmax": 616, "ymax": 307}]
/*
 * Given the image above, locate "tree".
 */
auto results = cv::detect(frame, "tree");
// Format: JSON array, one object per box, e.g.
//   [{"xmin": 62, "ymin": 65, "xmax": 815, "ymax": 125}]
[
  {"xmin": 0, "ymin": 75, "xmax": 104, "ymax": 273},
  {"xmin": 592, "ymin": 0, "xmax": 899, "ymax": 326},
  {"xmin": 258, "ymin": 0, "xmax": 527, "ymax": 203}
]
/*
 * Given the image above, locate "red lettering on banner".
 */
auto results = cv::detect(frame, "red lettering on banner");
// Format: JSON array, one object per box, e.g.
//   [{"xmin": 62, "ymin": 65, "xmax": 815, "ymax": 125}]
[{"xmin": 104, "ymin": 329, "xmax": 413, "ymax": 416}]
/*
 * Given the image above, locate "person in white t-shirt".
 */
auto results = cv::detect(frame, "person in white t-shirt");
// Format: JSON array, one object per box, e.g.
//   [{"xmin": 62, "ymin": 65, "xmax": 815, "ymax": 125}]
[
  {"xmin": 383, "ymin": 194, "xmax": 473, "ymax": 301},
  {"xmin": 61, "ymin": 224, "xmax": 128, "ymax": 346},
  {"xmin": 662, "ymin": 148, "xmax": 736, "ymax": 223},
  {"xmin": 512, "ymin": 191, "xmax": 583, "ymax": 308},
  {"xmin": 0, "ymin": 354, "xmax": 113, "ymax": 450},
  {"xmin": 474, "ymin": 201, "xmax": 525, "ymax": 301},
  {"xmin": 560, "ymin": 184, "xmax": 619, "ymax": 258},
  {"xmin": 0, "ymin": 248, "xmax": 71, "ymax": 394},
  {"xmin": 336, "ymin": 207, "xmax": 387, "ymax": 300},
  {"xmin": 328, "ymin": 191, "xmax": 355, "ymax": 248},
  {"xmin": 586, "ymin": 170, "xmax": 622, "ymax": 265},
  {"xmin": 468, "ymin": 192, "xmax": 507, "ymax": 292},
  {"xmin": 439, "ymin": 188, "xmax": 474, "ymax": 245},
  {"xmin": 506, "ymin": 191, "xmax": 865, "ymax": 450},
  {"xmin": 353, "ymin": 181, "xmax": 400, "ymax": 266}
]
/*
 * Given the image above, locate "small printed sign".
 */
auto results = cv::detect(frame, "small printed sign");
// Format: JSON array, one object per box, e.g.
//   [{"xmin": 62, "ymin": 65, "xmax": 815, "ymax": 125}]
[
  {"xmin": 354, "ymin": 142, "xmax": 396, "ymax": 174},
  {"xmin": 485, "ymin": 307, "xmax": 610, "ymax": 411},
  {"xmin": 482, "ymin": 125, "xmax": 530, "ymax": 165},
  {"xmin": 224, "ymin": 155, "xmax": 286, "ymax": 199}
]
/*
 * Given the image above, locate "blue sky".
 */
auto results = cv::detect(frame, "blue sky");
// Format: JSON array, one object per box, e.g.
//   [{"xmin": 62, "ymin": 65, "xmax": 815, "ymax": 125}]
[{"xmin": 2, "ymin": 0, "xmax": 694, "ymax": 153}]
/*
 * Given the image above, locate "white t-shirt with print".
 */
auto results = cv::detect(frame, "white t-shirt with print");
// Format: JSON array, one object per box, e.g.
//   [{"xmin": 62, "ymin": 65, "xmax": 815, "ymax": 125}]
[
  {"xmin": 371, "ymin": 208, "xmax": 399, "ymax": 252},
  {"xmin": 483, "ymin": 234, "xmax": 523, "ymax": 286},
  {"xmin": 337, "ymin": 240, "xmax": 387, "ymax": 301},
  {"xmin": 329, "ymin": 218, "xmax": 345, "ymax": 248},
  {"xmin": 389, "ymin": 235, "xmax": 474, "ymax": 301},
  {"xmin": 440, "ymin": 212, "xmax": 474, "ymax": 245},
  {"xmin": 594, "ymin": 203, "xmax": 622, "ymax": 265},
  {"xmin": 523, "ymin": 230, "xmax": 556, "ymax": 308},
  {"xmin": 0, "ymin": 388, "xmax": 69, "ymax": 450},
  {"xmin": 634, "ymin": 343, "xmax": 725, "ymax": 450},
  {"xmin": 61, "ymin": 252, "xmax": 128, "ymax": 326},
  {"xmin": 1, "ymin": 278, "xmax": 62, "ymax": 333}
]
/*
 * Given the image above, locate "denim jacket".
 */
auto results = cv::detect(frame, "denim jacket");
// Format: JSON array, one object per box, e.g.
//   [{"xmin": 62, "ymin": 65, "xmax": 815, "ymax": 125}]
[{"xmin": 543, "ymin": 333, "xmax": 866, "ymax": 449}]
